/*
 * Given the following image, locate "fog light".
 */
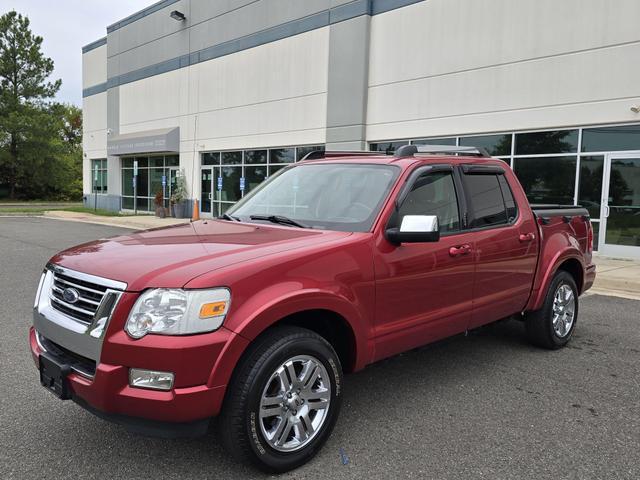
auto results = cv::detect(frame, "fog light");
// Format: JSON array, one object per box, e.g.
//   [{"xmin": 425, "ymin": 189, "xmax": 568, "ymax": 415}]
[{"xmin": 129, "ymin": 368, "xmax": 174, "ymax": 391}]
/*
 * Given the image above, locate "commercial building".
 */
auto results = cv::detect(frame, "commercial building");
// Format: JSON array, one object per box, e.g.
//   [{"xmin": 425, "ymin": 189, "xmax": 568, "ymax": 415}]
[{"xmin": 82, "ymin": 0, "xmax": 640, "ymax": 258}]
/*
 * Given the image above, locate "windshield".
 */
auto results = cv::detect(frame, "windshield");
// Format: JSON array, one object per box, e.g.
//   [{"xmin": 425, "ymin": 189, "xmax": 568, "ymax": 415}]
[{"xmin": 228, "ymin": 163, "xmax": 399, "ymax": 232}]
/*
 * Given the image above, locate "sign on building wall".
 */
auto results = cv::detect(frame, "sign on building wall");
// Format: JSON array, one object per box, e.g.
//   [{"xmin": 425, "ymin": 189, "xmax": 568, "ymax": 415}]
[{"xmin": 107, "ymin": 127, "xmax": 180, "ymax": 156}]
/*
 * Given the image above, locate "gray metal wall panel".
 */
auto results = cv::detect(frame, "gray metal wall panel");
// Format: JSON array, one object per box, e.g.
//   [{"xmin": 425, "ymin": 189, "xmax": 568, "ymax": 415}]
[
  {"xmin": 107, "ymin": 55, "xmax": 120, "ymax": 80},
  {"xmin": 325, "ymin": 15, "xmax": 370, "ymax": 149},
  {"xmin": 331, "ymin": 0, "xmax": 359, "ymax": 7},
  {"xmin": 116, "ymin": 30, "xmax": 190, "ymax": 77},
  {"xmin": 189, "ymin": 0, "xmax": 260, "ymax": 25},
  {"xmin": 107, "ymin": 87, "xmax": 120, "ymax": 196},
  {"xmin": 108, "ymin": 0, "xmax": 188, "ymax": 57},
  {"xmin": 92, "ymin": 0, "xmax": 429, "ymax": 95},
  {"xmin": 107, "ymin": 0, "xmax": 182, "ymax": 33},
  {"xmin": 330, "ymin": 0, "xmax": 370, "ymax": 23},
  {"xmin": 83, "ymin": 194, "xmax": 122, "ymax": 212},
  {"xmin": 82, "ymin": 37, "xmax": 107, "ymax": 53},
  {"xmin": 370, "ymin": 0, "xmax": 424, "ymax": 15},
  {"xmin": 188, "ymin": 0, "xmax": 330, "ymax": 53},
  {"xmin": 83, "ymin": 83, "xmax": 107, "ymax": 97},
  {"xmin": 193, "ymin": 11, "xmax": 328, "ymax": 64}
]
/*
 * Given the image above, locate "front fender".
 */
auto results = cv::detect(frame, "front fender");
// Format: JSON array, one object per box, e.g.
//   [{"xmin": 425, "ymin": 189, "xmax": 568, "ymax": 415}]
[
  {"xmin": 527, "ymin": 232, "xmax": 585, "ymax": 311},
  {"xmin": 207, "ymin": 287, "xmax": 371, "ymax": 388}
]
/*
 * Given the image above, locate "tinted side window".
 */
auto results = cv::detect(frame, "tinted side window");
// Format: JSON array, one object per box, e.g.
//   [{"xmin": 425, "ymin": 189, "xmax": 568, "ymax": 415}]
[
  {"xmin": 464, "ymin": 174, "xmax": 508, "ymax": 227},
  {"xmin": 398, "ymin": 171, "xmax": 460, "ymax": 233}
]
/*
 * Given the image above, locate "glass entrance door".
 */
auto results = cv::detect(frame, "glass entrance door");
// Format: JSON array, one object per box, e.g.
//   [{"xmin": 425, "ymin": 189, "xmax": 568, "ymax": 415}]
[
  {"xmin": 201, "ymin": 168, "xmax": 213, "ymax": 216},
  {"xmin": 200, "ymin": 167, "xmax": 222, "ymax": 217},
  {"xmin": 599, "ymin": 153, "xmax": 640, "ymax": 258},
  {"xmin": 167, "ymin": 168, "xmax": 179, "ymax": 199}
]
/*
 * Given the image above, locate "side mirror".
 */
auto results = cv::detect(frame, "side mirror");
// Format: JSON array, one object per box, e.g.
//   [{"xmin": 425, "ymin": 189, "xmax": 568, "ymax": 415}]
[{"xmin": 386, "ymin": 215, "xmax": 440, "ymax": 244}]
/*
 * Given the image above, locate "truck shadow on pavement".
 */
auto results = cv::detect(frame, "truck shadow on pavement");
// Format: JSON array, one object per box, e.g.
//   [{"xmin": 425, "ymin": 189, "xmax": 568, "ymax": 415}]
[
  {"xmin": 46, "ymin": 301, "xmax": 630, "ymax": 479},
  {"xmin": 61, "ymin": 318, "xmax": 547, "ymax": 477}
]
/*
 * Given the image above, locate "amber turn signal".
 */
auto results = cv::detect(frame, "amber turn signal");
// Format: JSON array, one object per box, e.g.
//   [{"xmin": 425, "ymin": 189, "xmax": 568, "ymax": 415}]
[{"xmin": 199, "ymin": 301, "xmax": 227, "ymax": 319}]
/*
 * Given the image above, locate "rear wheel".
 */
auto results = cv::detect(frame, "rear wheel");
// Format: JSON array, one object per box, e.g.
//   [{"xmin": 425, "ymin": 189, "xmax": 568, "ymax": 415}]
[
  {"xmin": 217, "ymin": 326, "xmax": 342, "ymax": 473},
  {"xmin": 525, "ymin": 270, "xmax": 578, "ymax": 349}
]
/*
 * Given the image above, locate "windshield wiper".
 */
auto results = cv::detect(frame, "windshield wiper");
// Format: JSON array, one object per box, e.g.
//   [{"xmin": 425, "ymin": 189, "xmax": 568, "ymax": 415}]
[
  {"xmin": 249, "ymin": 214, "xmax": 309, "ymax": 229},
  {"xmin": 219, "ymin": 213, "xmax": 240, "ymax": 222}
]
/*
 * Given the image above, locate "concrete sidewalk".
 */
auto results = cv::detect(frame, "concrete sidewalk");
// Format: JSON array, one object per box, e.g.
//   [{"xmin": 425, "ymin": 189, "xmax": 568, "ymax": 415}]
[
  {"xmin": 44, "ymin": 210, "xmax": 189, "ymax": 230},
  {"xmin": 591, "ymin": 255, "xmax": 640, "ymax": 300}
]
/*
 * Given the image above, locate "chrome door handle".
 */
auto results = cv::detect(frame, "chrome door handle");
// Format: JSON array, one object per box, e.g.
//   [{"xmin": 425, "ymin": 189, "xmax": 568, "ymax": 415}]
[{"xmin": 604, "ymin": 205, "xmax": 610, "ymax": 218}]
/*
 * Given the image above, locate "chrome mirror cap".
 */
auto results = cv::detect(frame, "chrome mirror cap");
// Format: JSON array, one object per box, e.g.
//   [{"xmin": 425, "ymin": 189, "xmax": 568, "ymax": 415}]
[{"xmin": 399, "ymin": 215, "xmax": 439, "ymax": 233}]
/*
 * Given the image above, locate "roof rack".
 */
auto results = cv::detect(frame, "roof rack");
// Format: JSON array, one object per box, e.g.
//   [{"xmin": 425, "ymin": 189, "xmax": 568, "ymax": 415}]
[
  {"xmin": 301, "ymin": 150, "xmax": 387, "ymax": 161},
  {"xmin": 394, "ymin": 144, "xmax": 490, "ymax": 158}
]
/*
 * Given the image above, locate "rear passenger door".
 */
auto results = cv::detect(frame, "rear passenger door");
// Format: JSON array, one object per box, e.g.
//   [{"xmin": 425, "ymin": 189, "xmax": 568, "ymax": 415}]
[{"xmin": 459, "ymin": 165, "xmax": 539, "ymax": 329}]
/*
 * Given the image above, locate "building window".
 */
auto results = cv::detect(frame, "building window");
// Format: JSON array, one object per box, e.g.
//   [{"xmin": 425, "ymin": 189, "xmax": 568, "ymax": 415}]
[
  {"xmin": 581, "ymin": 125, "xmax": 640, "ymax": 153},
  {"xmin": 245, "ymin": 150, "xmax": 267, "ymax": 164},
  {"xmin": 577, "ymin": 156, "xmax": 604, "ymax": 219},
  {"xmin": 91, "ymin": 159, "xmax": 108, "ymax": 194},
  {"xmin": 515, "ymin": 130, "xmax": 579, "ymax": 155},
  {"xmin": 296, "ymin": 145, "xmax": 324, "ymax": 161},
  {"xmin": 269, "ymin": 148, "xmax": 295, "ymax": 164},
  {"xmin": 512, "ymin": 156, "xmax": 577, "ymax": 205},
  {"xmin": 121, "ymin": 155, "xmax": 179, "ymax": 211},
  {"xmin": 413, "ymin": 137, "xmax": 457, "ymax": 146},
  {"xmin": 369, "ymin": 141, "xmax": 407, "ymax": 155},
  {"xmin": 199, "ymin": 144, "xmax": 324, "ymax": 216},
  {"xmin": 459, "ymin": 134, "xmax": 512, "ymax": 156}
]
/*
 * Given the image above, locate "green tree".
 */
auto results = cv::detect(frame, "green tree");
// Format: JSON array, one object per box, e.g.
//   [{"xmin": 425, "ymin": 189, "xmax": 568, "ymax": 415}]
[{"xmin": 0, "ymin": 10, "xmax": 62, "ymax": 199}]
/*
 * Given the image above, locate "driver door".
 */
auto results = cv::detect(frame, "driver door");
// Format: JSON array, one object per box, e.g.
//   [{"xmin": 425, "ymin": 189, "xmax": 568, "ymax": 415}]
[{"xmin": 373, "ymin": 167, "xmax": 476, "ymax": 361}]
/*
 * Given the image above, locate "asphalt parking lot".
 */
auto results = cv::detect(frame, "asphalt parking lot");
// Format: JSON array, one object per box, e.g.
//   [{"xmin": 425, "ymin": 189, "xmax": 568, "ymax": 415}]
[{"xmin": 1, "ymin": 217, "xmax": 639, "ymax": 479}]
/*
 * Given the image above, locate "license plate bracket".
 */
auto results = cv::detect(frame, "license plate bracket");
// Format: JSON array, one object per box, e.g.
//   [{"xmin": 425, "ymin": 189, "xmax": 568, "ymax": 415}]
[{"xmin": 39, "ymin": 354, "xmax": 71, "ymax": 400}]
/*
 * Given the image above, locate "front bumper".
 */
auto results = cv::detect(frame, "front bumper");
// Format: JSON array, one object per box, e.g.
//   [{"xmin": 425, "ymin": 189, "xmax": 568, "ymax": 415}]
[{"xmin": 29, "ymin": 324, "xmax": 243, "ymax": 434}]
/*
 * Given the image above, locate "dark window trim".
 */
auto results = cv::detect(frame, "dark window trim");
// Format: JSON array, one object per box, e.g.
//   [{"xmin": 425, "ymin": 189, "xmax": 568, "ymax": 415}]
[
  {"xmin": 458, "ymin": 166, "xmax": 520, "ymax": 232},
  {"xmin": 461, "ymin": 164, "xmax": 506, "ymax": 175}
]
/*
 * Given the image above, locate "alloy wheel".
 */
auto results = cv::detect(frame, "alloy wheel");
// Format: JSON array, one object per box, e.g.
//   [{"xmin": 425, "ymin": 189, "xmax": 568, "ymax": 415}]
[
  {"xmin": 552, "ymin": 283, "xmax": 575, "ymax": 338},
  {"xmin": 258, "ymin": 355, "xmax": 331, "ymax": 452}
]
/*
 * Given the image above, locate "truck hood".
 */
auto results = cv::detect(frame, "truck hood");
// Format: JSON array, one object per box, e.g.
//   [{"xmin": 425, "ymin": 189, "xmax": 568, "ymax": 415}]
[{"xmin": 50, "ymin": 220, "xmax": 351, "ymax": 291}]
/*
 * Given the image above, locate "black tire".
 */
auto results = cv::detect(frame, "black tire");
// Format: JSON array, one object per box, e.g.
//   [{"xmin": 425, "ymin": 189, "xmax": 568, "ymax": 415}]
[
  {"xmin": 525, "ymin": 270, "xmax": 579, "ymax": 349},
  {"xmin": 217, "ymin": 326, "xmax": 343, "ymax": 473}
]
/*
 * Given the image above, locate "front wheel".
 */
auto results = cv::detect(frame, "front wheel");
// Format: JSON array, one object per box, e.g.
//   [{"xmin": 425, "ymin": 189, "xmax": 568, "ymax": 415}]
[
  {"xmin": 217, "ymin": 326, "xmax": 343, "ymax": 473},
  {"xmin": 525, "ymin": 270, "xmax": 579, "ymax": 349}
]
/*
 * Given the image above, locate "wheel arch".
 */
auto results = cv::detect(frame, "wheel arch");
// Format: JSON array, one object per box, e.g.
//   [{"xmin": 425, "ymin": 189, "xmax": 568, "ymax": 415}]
[
  {"xmin": 527, "ymin": 248, "xmax": 585, "ymax": 311},
  {"xmin": 208, "ymin": 292, "xmax": 370, "ymax": 389},
  {"xmin": 276, "ymin": 309, "xmax": 358, "ymax": 374},
  {"xmin": 556, "ymin": 257, "xmax": 584, "ymax": 293}
]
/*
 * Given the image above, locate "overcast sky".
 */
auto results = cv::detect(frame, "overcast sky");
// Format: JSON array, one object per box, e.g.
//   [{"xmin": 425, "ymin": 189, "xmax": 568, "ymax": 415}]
[{"xmin": 0, "ymin": 0, "xmax": 152, "ymax": 106}]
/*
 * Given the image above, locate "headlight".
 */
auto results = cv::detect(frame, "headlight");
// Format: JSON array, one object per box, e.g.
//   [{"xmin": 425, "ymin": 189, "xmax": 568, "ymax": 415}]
[{"xmin": 125, "ymin": 288, "xmax": 230, "ymax": 339}]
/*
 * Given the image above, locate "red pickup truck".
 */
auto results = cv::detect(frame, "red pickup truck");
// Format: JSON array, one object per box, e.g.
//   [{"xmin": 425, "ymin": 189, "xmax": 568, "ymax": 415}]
[{"xmin": 30, "ymin": 145, "xmax": 595, "ymax": 472}]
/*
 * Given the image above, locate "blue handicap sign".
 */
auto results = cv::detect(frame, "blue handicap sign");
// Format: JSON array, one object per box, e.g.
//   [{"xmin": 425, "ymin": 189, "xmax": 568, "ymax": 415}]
[
  {"xmin": 161, "ymin": 175, "xmax": 166, "ymax": 186},
  {"xmin": 217, "ymin": 176, "xmax": 223, "ymax": 191},
  {"xmin": 240, "ymin": 177, "xmax": 245, "ymax": 191}
]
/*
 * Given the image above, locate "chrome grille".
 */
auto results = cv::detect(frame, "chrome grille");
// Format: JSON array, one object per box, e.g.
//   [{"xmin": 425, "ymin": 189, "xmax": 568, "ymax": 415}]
[{"xmin": 49, "ymin": 270, "xmax": 109, "ymax": 324}]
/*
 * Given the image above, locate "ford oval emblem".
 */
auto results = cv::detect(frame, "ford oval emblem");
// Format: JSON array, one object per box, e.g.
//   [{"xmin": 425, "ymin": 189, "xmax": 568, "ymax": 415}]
[{"xmin": 62, "ymin": 287, "xmax": 80, "ymax": 304}]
